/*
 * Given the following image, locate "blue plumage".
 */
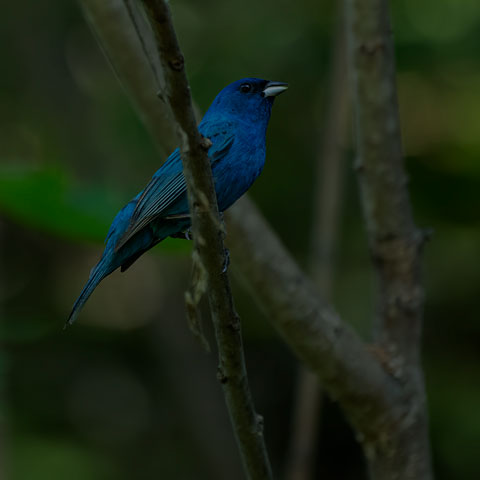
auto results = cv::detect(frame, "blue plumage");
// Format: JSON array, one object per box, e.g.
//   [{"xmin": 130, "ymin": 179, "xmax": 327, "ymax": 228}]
[{"xmin": 68, "ymin": 78, "xmax": 288, "ymax": 325}]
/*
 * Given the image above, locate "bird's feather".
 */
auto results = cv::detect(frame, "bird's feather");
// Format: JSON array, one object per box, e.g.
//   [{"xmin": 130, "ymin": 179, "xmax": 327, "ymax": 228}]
[{"xmin": 116, "ymin": 125, "xmax": 234, "ymax": 250}]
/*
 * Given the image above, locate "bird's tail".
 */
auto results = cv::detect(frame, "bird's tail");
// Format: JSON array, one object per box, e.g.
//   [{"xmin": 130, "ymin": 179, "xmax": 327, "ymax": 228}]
[{"xmin": 65, "ymin": 256, "xmax": 114, "ymax": 328}]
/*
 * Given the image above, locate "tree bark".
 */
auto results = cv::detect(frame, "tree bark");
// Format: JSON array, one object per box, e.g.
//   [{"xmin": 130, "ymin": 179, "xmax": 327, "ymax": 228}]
[
  {"xmin": 226, "ymin": 196, "xmax": 402, "ymax": 435},
  {"xmin": 344, "ymin": 0, "xmax": 433, "ymax": 478}
]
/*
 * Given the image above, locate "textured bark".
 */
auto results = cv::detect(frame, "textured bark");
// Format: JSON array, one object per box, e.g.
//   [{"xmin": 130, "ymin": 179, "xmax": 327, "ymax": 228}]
[
  {"xmin": 345, "ymin": 0, "xmax": 432, "ymax": 478},
  {"xmin": 226, "ymin": 196, "xmax": 402, "ymax": 439},
  {"xmin": 139, "ymin": 2, "xmax": 273, "ymax": 479}
]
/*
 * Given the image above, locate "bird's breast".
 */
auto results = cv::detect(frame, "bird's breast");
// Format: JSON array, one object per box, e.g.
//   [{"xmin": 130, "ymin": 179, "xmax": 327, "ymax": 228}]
[{"xmin": 212, "ymin": 135, "xmax": 266, "ymax": 211}]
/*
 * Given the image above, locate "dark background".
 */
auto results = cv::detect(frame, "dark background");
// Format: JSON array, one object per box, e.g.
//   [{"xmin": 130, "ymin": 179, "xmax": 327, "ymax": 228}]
[{"xmin": 0, "ymin": 1, "xmax": 479, "ymax": 479}]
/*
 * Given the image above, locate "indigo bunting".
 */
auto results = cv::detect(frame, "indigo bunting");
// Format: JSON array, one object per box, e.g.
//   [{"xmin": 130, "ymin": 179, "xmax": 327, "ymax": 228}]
[{"xmin": 68, "ymin": 78, "xmax": 288, "ymax": 325}]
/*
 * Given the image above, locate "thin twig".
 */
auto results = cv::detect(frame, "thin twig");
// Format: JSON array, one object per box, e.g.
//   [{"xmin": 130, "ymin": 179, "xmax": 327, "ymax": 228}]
[
  {"xmin": 123, "ymin": 0, "xmax": 165, "ymax": 91},
  {"xmin": 345, "ymin": 0, "xmax": 432, "ymax": 478},
  {"xmin": 285, "ymin": 7, "xmax": 349, "ymax": 479},
  {"xmin": 138, "ymin": 1, "xmax": 272, "ymax": 478},
  {"xmin": 79, "ymin": 0, "xmax": 177, "ymax": 155}
]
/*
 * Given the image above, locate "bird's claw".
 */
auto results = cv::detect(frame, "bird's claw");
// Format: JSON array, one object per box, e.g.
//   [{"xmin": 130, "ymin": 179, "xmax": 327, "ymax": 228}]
[{"xmin": 170, "ymin": 228, "xmax": 193, "ymax": 241}]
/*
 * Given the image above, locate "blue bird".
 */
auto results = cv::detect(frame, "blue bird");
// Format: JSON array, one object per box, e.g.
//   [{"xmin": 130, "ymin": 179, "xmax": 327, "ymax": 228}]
[{"xmin": 68, "ymin": 78, "xmax": 288, "ymax": 325}]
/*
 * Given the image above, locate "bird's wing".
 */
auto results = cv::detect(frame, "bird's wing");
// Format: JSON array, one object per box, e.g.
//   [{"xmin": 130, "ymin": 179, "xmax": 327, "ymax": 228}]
[
  {"xmin": 114, "ymin": 149, "xmax": 185, "ymax": 250},
  {"xmin": 200, "ymin": 120, "xmax": 236, "ymax": 162},
  {"xmin": 115, "ymin": 125, "xmax": 234, "ymax": 250}
]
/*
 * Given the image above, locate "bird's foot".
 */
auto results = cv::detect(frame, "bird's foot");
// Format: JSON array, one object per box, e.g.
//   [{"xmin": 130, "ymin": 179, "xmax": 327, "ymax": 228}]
[{"xmin": 171, "ymin": 227, "xmax": 193, "ymax": 241}]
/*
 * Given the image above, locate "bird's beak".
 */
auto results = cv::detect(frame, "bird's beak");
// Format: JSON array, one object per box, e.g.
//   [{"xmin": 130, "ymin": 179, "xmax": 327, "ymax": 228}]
[{"xmin": 263, "ymin": 81, "xmax": 289, "ymax": 97}]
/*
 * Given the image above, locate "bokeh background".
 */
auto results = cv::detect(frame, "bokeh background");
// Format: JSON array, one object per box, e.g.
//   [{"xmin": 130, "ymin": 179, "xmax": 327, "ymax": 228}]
[{"xmin": 1, "ymin": 0, "xmax": 479, "ymax": 479}]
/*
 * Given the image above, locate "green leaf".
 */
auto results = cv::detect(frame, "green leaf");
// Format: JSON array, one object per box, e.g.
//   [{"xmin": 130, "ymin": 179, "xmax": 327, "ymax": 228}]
[
  {"xmin": 0, "ymin": 164, "xmax": 188, "ymax": 252},
  {"xmin": 0, "ymin": 165, "xmax": 113, "ymax": 242}
]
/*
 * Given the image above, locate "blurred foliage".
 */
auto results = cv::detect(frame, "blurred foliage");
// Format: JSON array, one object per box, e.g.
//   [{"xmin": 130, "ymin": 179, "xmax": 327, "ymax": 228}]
[
  {"xmin": 0, "ymin": 0, "xmax": 479, "ymax": 479},
  {"xmin": 0, "ymin": 164, "xmax": 187, "ymax": 251},
  {"xmin": 0, "ymin": 165, "xmax": 115, "ymax": 242}
]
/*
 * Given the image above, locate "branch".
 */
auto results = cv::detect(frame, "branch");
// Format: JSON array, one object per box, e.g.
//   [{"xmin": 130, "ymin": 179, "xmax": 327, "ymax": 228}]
[
  {"xmin": 138, "ymin": 1, "xmax": 272, "ymax": 479},
  {"xmin": 80, "ymin": 0, "xmax": 177, "ymax": 154},
  {"xmin": 345, "ymin": 0, "xmax": 432, "ymax": 478},
  {"xmin": 345, "ymin": 0, "xmax": 425, "ymax": 360},
  {"xmin": 226, "ymin": 197, "xmax": 400, "ymax": 440}
]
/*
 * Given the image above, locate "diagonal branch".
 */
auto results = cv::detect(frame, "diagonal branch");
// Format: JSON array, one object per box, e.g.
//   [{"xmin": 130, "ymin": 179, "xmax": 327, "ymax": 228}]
[
  {"xmin": 226, "ymin": 197, "xmax": 401, "ymax": 441},
  {"xmin": 138, "ymin": 1, "xmax": 272, "ymax": 479}
]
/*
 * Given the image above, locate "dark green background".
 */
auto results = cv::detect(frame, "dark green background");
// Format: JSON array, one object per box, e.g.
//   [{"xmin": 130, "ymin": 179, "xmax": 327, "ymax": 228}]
[{"xmin": 1, "ymin": 1, "xmax": 479, "ymax": 478}]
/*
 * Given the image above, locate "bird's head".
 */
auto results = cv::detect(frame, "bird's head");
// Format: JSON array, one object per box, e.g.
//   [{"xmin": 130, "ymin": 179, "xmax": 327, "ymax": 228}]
[{"xmin": 203, "ymin": 77, "xmax": 288, "ymax": 124}]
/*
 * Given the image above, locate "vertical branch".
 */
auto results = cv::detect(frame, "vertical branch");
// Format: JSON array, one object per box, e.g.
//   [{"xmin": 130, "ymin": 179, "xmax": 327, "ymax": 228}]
[
  {"xmin": 138, "ymin": 1, "xmax": 273, "ymax": 479},
  {"xmin": 345, "ymin": 0, "xmax": 424, "ymax": 360},
  {"xmin": 345, "ymin": 0, "xmax": 432, "ymax": 478},
  {"xmin": 284, "ymin": 370, "xmax": 321, "ymax": 480},
  {"xmin": 285, "ymin": 8, "xmax": 349, "ymax": 480}
]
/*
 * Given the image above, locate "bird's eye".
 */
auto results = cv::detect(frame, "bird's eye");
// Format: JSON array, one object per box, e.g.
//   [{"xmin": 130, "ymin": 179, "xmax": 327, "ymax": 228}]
[{"xmin": 240, "ymin": 83, "xmax": 252, "ymax": 93}]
